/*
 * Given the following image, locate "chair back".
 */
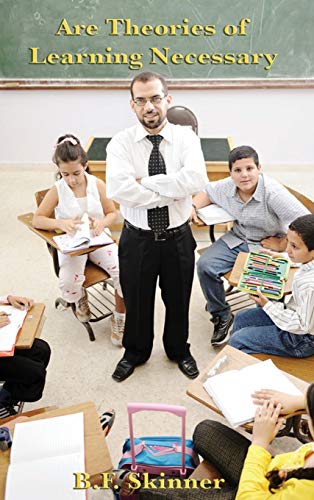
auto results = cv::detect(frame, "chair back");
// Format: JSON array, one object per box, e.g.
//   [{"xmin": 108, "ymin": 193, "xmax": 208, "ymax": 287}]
[
  {"xmin": 284, "ymin": 185, "xmax": 314, "ymax": 213},
  {"xmin": 167, "ymin": 106, "xmax": 198, "ymax": 135}
]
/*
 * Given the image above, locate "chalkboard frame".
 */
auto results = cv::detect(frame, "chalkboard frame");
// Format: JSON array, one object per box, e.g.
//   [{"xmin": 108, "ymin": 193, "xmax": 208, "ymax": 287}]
[{"xmin": 1, "ymin": 78, "xmax": 314, "ymax": 90}]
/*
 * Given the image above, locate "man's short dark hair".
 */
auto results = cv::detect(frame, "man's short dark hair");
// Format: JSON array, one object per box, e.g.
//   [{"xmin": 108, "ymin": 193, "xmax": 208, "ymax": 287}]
[
  {"xmin": 228, "ymin": 145, "xmax": 259, "ymax": 171},
  {"xmin": 130, "ymin": 72, "xmax": 168, "ymax": 99},
  {"xmin": 289, "ymin": 214, "xmax": 314, "ymax": 251}
]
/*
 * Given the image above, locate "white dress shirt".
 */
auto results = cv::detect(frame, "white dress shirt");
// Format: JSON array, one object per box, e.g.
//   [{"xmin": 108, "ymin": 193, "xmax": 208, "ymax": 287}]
[{"xmin": 106, "ymin": 122, "xmax": 207, "ymax": 229}]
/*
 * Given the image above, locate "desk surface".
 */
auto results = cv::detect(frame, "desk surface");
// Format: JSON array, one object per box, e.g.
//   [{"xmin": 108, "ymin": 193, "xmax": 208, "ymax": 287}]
[
  {"xmin": 187, "ymin": 345, "xmax": 308, "ymax": 419},
  {"xmin": 15, "ymin": 303, "xmax": 45, "ymax": 349},
  {"xmin": 227, "ymin": 252, "xmax": 297, "ymax": 295},
  {"xmin": 0, "ymin": 401, "xmax": 112, "ymax": 499}
]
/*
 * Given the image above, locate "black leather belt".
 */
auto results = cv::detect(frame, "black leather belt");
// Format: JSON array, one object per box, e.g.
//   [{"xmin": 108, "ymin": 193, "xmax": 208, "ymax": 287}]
[{"xmin": 124, "ymin": 220, "xmax": 190, "ymax": 241}]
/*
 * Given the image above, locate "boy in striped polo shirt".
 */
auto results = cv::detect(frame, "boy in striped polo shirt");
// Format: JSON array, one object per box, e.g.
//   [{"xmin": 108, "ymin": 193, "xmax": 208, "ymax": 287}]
[{"xmin": 229, "ymin": 214, "xmax": 314, "ymax": 357}]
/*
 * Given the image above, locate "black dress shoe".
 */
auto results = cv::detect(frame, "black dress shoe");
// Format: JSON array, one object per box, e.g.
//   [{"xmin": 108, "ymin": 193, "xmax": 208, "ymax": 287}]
[
  {"xmin": 178, "ymin": 355, "xmax": 199, "ymax": 379},
  {"xmin": 112, "ymin": 358, "xmax": 135, "ymax": 382}
]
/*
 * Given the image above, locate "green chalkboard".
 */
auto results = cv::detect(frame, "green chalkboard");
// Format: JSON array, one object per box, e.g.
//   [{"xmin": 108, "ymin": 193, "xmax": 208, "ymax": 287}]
[
  {"xmin": 1, "ymin": 0, "xmax": 314, "ymax": 88},
  {"xmin": 86, "ymin": 137, "xmax": 231, "ymax": 162}
]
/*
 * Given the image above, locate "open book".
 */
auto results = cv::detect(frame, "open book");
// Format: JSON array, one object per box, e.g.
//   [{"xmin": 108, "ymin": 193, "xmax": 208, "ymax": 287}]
[
  {"xmin": 5, "ymin": 412, "xmax": 86, "ymax": 500},
  {"xmin": 0, "ymin": 305, "xmax": 27, "ymax": 356},
  {"xmin": 53, "ymin": 213, "xmax": 113, "ymax": 253},
  {"xmin": 196, "ymin": 204, "xmax": 235, "ymax": 225},
  {"xmin": 203, "ymin": 359, "xmax": 302, "ymax": 427}
]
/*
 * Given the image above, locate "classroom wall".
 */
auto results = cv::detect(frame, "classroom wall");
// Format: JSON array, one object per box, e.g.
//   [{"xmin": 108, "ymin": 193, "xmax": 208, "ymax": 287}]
[{"xmin": 1, "ymin": 87, "xmax": 314, "ymax": 165}]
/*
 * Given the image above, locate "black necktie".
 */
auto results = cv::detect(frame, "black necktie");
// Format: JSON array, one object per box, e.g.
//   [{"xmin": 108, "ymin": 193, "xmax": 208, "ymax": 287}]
[{"xmin": 146, "ymin": 135, "xmax": 169, "ymax": 233}]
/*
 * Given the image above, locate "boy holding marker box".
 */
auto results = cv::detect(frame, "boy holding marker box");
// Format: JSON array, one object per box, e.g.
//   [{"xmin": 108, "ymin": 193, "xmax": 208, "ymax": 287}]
[{"xmin": 229, "ymin": 214, "xmax": 314, "ymax": 357}]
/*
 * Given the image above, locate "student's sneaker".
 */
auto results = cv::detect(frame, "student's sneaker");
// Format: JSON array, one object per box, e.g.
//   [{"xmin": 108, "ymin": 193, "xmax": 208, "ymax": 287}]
[
  {"xmin": 110, "ymin": 313, "xmax": 125, "ymax": 347},
  {"xmin": 75, "ymin": 289, "xmax": 91, "ymax": 323},
  {"xmin": 211, "ymin": 313, "xmax": 234, "ymax": 346}
]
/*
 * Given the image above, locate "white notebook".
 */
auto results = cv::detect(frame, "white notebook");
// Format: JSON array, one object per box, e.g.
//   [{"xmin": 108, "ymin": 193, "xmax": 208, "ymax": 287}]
[
  {"xmin": 203, "ymin": 359, "xmax": 302, "ymax": 427},
  {"xmin": 197, "ymin": 204, "xmax": 235, "ymax": 225},
  {"xmin": 0, "ymin": 306, "xmax": 27, "ymax": 353},
  {"xmin": 5, "ymin": 412, "xmax": 86, "ymax": 500},
  {"xmin": 53, "ymin": 213, "xmax": 113, "ymax": 253}
]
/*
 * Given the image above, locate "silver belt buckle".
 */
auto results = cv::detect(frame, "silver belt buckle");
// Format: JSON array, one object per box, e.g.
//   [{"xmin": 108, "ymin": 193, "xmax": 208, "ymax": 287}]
[{"xmin": 154, "ymin": 232, "xmax": 166, "ymax": 241}]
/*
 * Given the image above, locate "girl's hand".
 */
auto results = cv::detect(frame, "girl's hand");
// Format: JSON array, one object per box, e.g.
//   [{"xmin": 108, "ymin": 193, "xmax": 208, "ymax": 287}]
[
  {"xmin": 59, "ymin": 218, "xmax": 83, "ymax": 235},
  {"xmin": 250, "ymin": 288, "xmax": 269, "ymax": 307},
  {"xmin": 90, "ymin": 217, "xmax": 106, "ymax": 236},
  {"xmin": 7, "ymin": 295, "xmax": 34, "ymax": 310},
  {"xmin": 252, "ymin": 389, "xmax": 305, "ymax": 414},
  {"xmin": 252, "ymin": 401, "xmax": 284, "ymax": 449},
  {"xmin": 0, "ymin": 313, "xmax": 10, "ymax": 328}
]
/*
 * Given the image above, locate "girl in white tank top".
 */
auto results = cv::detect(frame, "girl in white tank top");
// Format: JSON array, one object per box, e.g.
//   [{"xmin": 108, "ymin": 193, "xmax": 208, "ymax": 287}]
[{"xmin": 32, "ymin": 134, "xmax": 125, "ymax": 347}]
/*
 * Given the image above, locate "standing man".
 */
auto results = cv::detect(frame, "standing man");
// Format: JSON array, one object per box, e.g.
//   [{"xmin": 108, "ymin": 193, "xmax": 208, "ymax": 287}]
[{"xmin": 106, "ymin": 71, "xmax": 207, "ymax": 382}]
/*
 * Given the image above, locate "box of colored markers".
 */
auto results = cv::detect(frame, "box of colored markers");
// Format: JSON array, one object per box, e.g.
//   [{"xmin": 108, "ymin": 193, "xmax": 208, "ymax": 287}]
[{"xmin": 238, "ymin": 252, "xmax": 290, "ymax": 300}]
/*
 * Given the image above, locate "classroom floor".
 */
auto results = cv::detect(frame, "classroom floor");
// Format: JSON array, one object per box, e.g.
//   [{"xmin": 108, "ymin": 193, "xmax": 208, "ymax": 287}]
[{"xmin": 1, "ymin": 163, "xmax": 313, "ymax": 499}]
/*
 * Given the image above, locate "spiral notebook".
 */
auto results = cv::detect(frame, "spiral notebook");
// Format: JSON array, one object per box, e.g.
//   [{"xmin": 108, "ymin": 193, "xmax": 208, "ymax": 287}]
[{"xmin": 5, "ymin": 412, "xmax": 86, "ymax": 500}]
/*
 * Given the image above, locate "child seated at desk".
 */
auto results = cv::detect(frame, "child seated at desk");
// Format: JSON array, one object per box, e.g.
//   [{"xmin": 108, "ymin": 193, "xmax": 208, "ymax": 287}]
[
  {"xmin": 32, "ymin": 134, "xmax": 125, "ymax": 346},
  {"xmin": 229, "ymin": 214, "xmax": 314, "ymax": 358},
  {"xmin": 0, "ymin": 294, "xmax": 50, "ymax": 418}
]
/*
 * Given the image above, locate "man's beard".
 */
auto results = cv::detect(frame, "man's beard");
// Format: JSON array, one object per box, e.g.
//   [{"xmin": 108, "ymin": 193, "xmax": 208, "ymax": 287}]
[{"xmin": 140, "ymin": 112, "xmax": 166, "ymax": 130}]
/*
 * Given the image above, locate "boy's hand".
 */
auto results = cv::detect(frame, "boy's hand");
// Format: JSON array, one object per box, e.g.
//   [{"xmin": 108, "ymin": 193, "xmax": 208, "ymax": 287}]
[
  {"xmin": 250, "ymin": 288, "xmax": 269, "ymax": 307},
  {"xmin": 90, "ymin": 217, "xmax": 106, "ymax": 236},
  {"xmin": 7, "ymin": 296, "xmax": 34, "ymax": 310},
  {"xmin": 59, "ymin": 218, "xmax": 83, "ymax": 235},
  {"xmin": 252, "ymin": 401, "xmax": 284, "ymax": 449},
  {"xmin": 261, "ymin": 236, "xmax": 287, "ymax": 252},
  {"xmin": 190, "ymin": 206, "xmax": 202, "ymax": 225}
]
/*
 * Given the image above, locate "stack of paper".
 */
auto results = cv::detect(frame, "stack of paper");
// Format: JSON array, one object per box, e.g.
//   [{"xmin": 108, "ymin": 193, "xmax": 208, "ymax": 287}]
[
  {"xmin": 53, "ymin": 213, "xmax": 113, "ymax": 253},
  {"xmin": 203, "ymin": 359, "xmax": 302, "ymax": 427},
  {"xmin": 0, "ymin": 306, "xmax": 27, "ymax": 356},
  {"xmin": 196, "ymin": 204, "xmax": 235, "ymax": 225},
  {"xmin": 5, "ymin": 412, "xmax": 86, "ymax": 500}
]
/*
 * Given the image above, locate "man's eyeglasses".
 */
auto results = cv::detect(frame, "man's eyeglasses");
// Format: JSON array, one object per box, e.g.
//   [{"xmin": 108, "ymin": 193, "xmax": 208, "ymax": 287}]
[{"xmin": 133, "ymin": 95, "xmax": 167, "ymax": 107}]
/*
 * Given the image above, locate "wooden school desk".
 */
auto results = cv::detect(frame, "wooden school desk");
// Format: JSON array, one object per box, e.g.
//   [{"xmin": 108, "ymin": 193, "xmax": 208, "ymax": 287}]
[
  {"xmin": 15, "ymin": 303, "xmax": 45, "ymax": 349},
  {"xmin": 187, "ymin": 345, "xmax": 309, "ymax": 441},
  {"xmin": 0, "ymin": 401, "xmax": 113, "ymax": 499},
  {"xmin": 17, "ymin": 213, "xmax": 110, "ymax": 257}
]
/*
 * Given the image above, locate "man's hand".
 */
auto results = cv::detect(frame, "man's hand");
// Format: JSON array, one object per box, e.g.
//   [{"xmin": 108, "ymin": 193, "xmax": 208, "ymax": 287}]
[
  {"xmin": 252, "ymin": 401, "xmax": 284, "ymax": 449},
  {"xmin": 261, "ymin": 236, "xmax": 287, "ymax": 252},
  {"xmin": 7, "ymin": 295, "xmax": 34, "ymax": 310},
  {"xmin": 250, "ymin": 288, "xmax": 269, "ymax": 307},
  {"xmin": 252, "ymin": 389, "xmax": 306, "ymax": 415}
]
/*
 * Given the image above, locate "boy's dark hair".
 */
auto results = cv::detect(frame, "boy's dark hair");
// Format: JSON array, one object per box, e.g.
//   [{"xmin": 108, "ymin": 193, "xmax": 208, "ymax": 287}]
[
  {"xmin": 228, "ymin": 145, "xmax": 259, "ymax": 171},
  {"xmin": 266, "ymin": 383, "xmax": 314, "ymax": 493},
  {"xmin": 130, "ymin": 71, "xmax": 168, "ymax": 99},
  {"xmin": 52, "ymin": 134, "xmax": 88, "ymax": 167},
  {"xmin": 289, "ymin": 214, "xmax": 314, "ymax": 251}
]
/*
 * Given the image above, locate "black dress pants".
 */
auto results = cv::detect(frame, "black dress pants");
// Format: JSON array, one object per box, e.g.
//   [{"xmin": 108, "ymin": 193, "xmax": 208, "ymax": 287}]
[
  {"xmin": 0, "ymin": 338, "xmax": 51, "ymax": 402},
  {"xmin": 119, "ymin": 224, "xmax": 196, "ymax": 364}
]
